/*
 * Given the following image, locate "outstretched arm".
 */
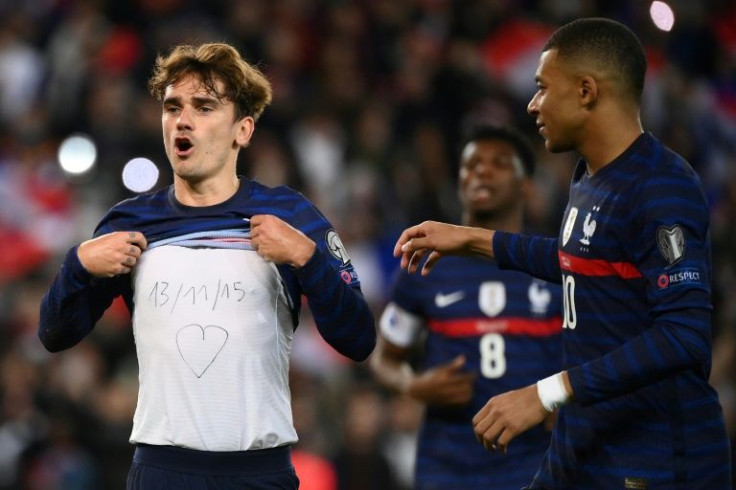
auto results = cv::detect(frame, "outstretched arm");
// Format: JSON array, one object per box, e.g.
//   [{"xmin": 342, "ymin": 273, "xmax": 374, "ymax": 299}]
[{"xmin": 393, "ymin": 221, "xmax": 495, "ymax": 275}]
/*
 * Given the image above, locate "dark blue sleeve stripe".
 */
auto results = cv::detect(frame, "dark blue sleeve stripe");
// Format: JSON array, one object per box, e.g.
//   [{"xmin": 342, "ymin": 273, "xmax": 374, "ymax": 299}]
[
  {"xmin": 494, "ymin": 232, "xmax": 561, "ymax": 283},
  {"xmin": 292, "ymin": 250, "xmax": 375, "ymax": 361}
]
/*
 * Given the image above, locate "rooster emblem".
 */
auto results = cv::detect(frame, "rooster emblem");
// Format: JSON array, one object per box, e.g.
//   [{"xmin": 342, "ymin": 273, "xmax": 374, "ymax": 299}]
[
  {"xmin": 580, "ymin": 207, "xmax": 598, "ymax": 245},
  {"xmin": 528, "ymin": 281, "xmax": 551, "ymax": 315}
]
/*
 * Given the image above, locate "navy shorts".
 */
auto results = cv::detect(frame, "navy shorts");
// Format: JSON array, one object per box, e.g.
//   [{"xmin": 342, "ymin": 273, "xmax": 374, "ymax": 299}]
[{"xmin": 126, "ymin": 444, "xmax": 299, "ymax": 489}]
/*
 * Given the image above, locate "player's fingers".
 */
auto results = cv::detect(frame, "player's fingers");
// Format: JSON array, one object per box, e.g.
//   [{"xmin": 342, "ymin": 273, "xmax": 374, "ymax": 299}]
[
  {"xmin": 393, "ymin": 225, "xmax": 423, "ymax": 257},
  {"xmin": 250, "ymin": 214, "xmax": 264, "ymax": 228},
  {"xmin": 407, "ymin": 249, "xmax": 428, "ymax": 274},
  {"xmin": 473, "ymin": 410, "xmax": 494, "ymax": 440},
  {"xmin": 125, "ymin": 244, "xmax": 143, "ymax": 258},
  {"xmin": 421, "ymin": 251, "xmax": 443, "ymax": 275},
  {"xmin": 479, "ymin": 420, "xmax": 504, "ymax": 452},
  {"xmin": 496, "ymin": 429, "xmax": 514, "ymax": 453},
  {"xmin": 127, "ymin": 231, "xmax": 148, "ymax": 250},
  {"xmin": 472, "ymin": 402, "xmax": 491, "ymax": 427},
  {"xmin": 449, "ymin": 354, "xmax": 467, "ymax": 369},
  {"xmin": 399, "ymin": 251, "xmax": 411, "ymax": 270},
  {"xmin": 449, "ymin": 382, "xmax": 474, "ymax": 403},
  {"xmin": 400, "ymin": 235, "xmax": 432, "ymax": 255}
]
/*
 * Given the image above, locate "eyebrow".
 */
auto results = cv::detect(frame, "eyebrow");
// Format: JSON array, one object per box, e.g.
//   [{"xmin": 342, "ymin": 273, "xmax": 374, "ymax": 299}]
[{"xmin": 162, "ymin": 95, "xmax": 221, "ymax": 106}]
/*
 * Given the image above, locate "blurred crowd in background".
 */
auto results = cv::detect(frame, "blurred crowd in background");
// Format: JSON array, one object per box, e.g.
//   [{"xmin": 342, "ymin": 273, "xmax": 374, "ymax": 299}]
[{"xmin": 1, "ymin": 0, "xmax": 736, "ymax": 488}]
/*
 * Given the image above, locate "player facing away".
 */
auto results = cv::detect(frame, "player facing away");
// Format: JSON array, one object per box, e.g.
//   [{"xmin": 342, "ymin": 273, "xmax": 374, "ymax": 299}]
[
  {"xmin": 394, "ymin": 18, "xmax": 732, "ymax": 489},
  {"xmin": 370, "ymin": 125, "xmax": 563, "ymax": 490},
  {"xmin": 39, "ymin": 43, "xmax": 376, "ymax": 489}
]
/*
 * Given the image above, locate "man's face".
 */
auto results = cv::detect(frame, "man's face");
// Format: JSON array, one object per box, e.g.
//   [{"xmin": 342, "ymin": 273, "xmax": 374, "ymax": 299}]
[
  {"xmin": 527, "ymin": 49, "xmax": 584, "ymax": 153},
  {"xmin": 459, "ymin": 138, "xmax": 526, "ymax": 217},
  {"xmin": 161, "ymin": 74, "xmax": 250, "ymax": 183}
]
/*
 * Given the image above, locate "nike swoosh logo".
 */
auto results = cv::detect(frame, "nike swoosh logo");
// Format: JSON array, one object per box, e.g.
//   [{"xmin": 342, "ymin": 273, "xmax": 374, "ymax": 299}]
[{"xmin": 435, "ymin": 291, "xmax": 465, "ymax": 308}]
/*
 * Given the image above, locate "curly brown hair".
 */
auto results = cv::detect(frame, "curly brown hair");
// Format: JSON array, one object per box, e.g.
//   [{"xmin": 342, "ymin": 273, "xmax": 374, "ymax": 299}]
[{"xmin": 148, "ymin": 43, "xmax": 273, "ymax": 121}]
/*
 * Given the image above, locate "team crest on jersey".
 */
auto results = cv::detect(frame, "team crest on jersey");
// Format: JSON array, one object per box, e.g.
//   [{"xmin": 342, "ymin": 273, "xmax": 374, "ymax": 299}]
[
  {"xmin": 479, "ymin": 282, "xmax": 506, "ymax": 317},
  {"xmin": 579, "ymin": 206, "xmax": 599, "ymax": 246},
  {"xmin": 528, "ymin": 280, "xmax": 551, "ymax": 315},
  {"xmin": 562, "ymin": 207, "xmax": 578, "ymax": 246},
  {"xmin": 657, "ymin": 225, "xmax": 685, "ymax": 267},
  {"xmin": 325, "ymin": 230, "xmax": 350, "ymax": 265}
]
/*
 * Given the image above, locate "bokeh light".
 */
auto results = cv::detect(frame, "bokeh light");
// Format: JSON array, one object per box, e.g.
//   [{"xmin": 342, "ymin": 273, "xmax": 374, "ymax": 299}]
[
  {"xmin": 57, "ymin": 134, "xmax": 97, "ymax": 176},
  {"xmin": 650, "ymin": 1, "xmax": 675, "ymax": 32},
  {"xmin": 122, "ymin": 157, "xmax": 159, "ymax": 193}
]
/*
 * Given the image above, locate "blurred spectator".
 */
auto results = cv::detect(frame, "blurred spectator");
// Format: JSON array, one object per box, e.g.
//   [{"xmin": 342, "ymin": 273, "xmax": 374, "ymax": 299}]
[{"xmin": 333, "ymin": 385, "xmax": 399, "ymax": 490}]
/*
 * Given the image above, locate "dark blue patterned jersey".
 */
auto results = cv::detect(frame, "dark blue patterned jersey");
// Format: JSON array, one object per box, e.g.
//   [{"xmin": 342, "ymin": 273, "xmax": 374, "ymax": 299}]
[
  {"xmin": 379, "ymin": 255, "xmax": 563, "ymax": 490},
  {"xmin": 494, "ymin": 133, "xmax": 731, "ymax": 489},
  {"xmin": 39, "ymin": 177, "xmax": 375, "ymax": 450}
]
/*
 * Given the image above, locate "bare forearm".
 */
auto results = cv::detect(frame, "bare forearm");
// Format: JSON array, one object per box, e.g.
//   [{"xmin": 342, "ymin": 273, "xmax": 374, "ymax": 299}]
[
  {"xmin": 465, "ymin": 227, "xmax": 496, "ymax": 258},
  {"xmin": 370, "ymin": 354, "xmax": 413, "ymax": 395}
]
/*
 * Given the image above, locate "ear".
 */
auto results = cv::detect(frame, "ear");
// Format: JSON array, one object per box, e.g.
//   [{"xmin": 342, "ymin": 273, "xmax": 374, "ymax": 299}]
[
  {"xmin": 235, "ymin": 116, "xmax": 255, "ymax": 148},
  {"xmin": 519, "ymin": 176, "xmax": 534, "ymax": 200},
  {"xmin": 579, "ymin": 75, "xmax": 598, "ymax": 107}
]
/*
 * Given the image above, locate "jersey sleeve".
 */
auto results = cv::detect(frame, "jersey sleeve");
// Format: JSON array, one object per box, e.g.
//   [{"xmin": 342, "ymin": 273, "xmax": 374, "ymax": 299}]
[
  {"xmin": 39, "ymin": 215, "xmax": 130, "ymax": 352},
  {"xmin": 493, "ymin": 231, "xmax": 562, "ymax": 284},
  {"xmin": 568, "ymin": 164, "xmax": 713, "ymax": 404},
  {"xmin": 290, "ymin": 197, "xmax": 376, "ymax": 361}
]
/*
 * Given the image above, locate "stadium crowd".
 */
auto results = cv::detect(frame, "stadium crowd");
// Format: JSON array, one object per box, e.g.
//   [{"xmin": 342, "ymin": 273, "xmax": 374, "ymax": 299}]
[{"xmin": 0, "ymin": 0, "xmax": 735, "ymax": 488}]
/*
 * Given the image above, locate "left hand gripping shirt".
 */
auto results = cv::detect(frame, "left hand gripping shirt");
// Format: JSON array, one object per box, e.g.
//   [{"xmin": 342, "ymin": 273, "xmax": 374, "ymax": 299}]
[{"xmin": 91, "ymin": 178, "xmax": 366, "ymax": 451}]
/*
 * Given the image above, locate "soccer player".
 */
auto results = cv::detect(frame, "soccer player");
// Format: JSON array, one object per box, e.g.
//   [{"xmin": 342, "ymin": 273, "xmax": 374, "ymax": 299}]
[
  {"xmin": 370, "ymin": 125, "xmax": 563, "ymax": 489},
  {"xmin": 394, "ymin": 18, "xmax": 732, "ymax": 488},
  {"xmin": 39, "ymin": 43, "xmax": 376, "ymax": 489}
]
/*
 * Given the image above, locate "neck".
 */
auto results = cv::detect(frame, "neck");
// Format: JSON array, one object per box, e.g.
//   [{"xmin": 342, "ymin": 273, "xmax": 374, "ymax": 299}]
[
  {"xmin": 174, "ymin": 175, "xmax": 240, "ymax": 207},
  {"xmin": 463, "ymin": 208, "xmax": 523, "ymax": 234},
  {"xmin": 578, "ymin": 109, "xmax": 644, "ymax": 175}
]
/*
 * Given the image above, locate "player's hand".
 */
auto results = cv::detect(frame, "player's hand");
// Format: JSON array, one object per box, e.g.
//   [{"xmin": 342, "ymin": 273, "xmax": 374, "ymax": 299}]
[
  {"xmin": 77, "ymin": 231, "xmax": 147, "ymax": 277},
  {"xmin": 393, "ymin": 221, "xmax": 495, "ymax": 275},
  {"xmin": 250, "ymin": 215, "xmax": 316, "ymax": 267},
  {"xmin": 408, "ymin": 355, "xmax": 476, "ymax": 406},
  {"xmin": 472, "ymin": 384, "xmax": 548, "ymax": 453}
]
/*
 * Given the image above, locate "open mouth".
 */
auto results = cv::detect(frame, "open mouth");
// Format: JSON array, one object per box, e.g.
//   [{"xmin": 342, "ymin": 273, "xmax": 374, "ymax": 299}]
[
  {"xmin": 174, "ymin": 137, "xmax": 194, "ymax": 156},
  {"xmin": 469, "ymin": 186, "xmax": 493, "ymax": 201}
]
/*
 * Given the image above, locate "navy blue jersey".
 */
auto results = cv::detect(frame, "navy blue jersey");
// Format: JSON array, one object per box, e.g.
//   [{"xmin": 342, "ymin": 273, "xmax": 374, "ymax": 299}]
[
  {"xmin": 39, "ymin": 176, "xmax": 375, "ymax": 362},
  {"xmin": 382, "ymin": 255, "xmax": 563, "ymax": 490},
  {"xmin": 495, "ymin": 133, "xmax": 731, "ymax": 488}
]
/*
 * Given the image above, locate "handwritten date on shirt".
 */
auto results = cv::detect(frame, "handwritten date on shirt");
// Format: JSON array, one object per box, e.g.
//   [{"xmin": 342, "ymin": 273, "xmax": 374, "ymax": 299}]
[{"xmin": 147, "ymin": 280, "xmax": 255, "ymax": 312}]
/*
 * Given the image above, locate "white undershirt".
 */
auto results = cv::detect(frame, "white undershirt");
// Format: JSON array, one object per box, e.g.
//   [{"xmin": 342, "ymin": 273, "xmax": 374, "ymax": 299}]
[{"xmin": 129, "ymin": 246, "xmax": 297, "ymax": 451}]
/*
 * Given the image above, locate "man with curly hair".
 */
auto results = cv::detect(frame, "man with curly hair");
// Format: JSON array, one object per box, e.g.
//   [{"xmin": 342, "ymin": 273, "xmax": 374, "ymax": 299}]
[{"xmin": 40, "ymin": 42, "xmax": 376, "ymax": 489}]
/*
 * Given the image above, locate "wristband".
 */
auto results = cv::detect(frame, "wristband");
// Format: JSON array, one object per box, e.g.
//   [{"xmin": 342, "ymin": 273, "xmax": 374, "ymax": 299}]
[{"xmin": 537, "ymin": 372, "xmax": 570, "ymax": 413}]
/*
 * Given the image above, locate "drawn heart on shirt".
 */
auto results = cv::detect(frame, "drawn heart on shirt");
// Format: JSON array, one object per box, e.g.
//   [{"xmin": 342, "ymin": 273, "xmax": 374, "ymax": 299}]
[{"xmin": 176, "ymin": 324, "xmax": 229, "ymax": 378}]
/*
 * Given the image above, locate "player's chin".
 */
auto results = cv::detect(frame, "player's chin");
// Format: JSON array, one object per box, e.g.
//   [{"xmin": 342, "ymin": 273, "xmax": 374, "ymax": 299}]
[
  {"xmin": 468, "ymin": 202, "xmax": 499, "ymax": 218},
  {"xmin": 466, "ymin": 194, "xmax": 495, "ymax": 209},
  {"xmin": 544, "ymin": 137, "xmax": 573, "ymax": 154}
]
